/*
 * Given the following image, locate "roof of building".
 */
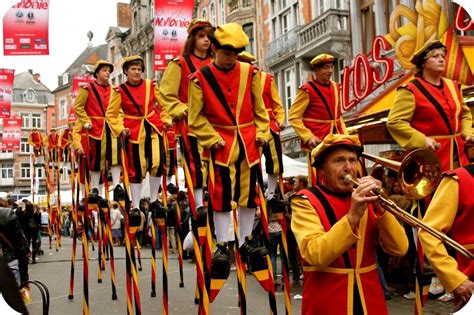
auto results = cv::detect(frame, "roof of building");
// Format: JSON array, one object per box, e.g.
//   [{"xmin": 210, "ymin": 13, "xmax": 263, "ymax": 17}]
[
  {"xmin": 13, "ymin": 71, "xmax": 51, "ymax": 92},
  {"xmin": 63, "ymin": 43, "xmax": 108, "ymax": 75}
]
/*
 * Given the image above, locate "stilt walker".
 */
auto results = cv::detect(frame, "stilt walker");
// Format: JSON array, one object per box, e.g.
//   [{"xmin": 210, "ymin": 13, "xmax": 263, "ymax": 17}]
[{"xmin": 173, "ymin": 169, "xmax": 185, "ymax": 288}]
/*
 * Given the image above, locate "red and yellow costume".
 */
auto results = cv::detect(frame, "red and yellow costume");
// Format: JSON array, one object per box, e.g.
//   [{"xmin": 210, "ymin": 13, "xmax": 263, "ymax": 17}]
[
  {"xmin": 47, "ymin": 132, "xmax": 60, "ymax": 163},
  {"xmin": 159, "ymin": 53, "xmax": 213, "ymax": 188},
  {"xmin": 59, "ymin": 127, "xmax": 72, "ymax": 163},
  {"xmin": 28, "ymin": 129, "xmax": 44, "ymax": 157},
  {"xmin": 387, "ymin": 76, "xmax": 472, "ymax": 172},
  {"xmin": 107, "ymin": 79, "xmax": 171, "ymax": 183},
  {"xmin": 188, "ymin": 61, "xmax": 270, "ymax": 211},
  {"xmin": 291, "ymin": 185, "xmax": 408, "ymax": 314},
  {"xmin": 419, "ymin": 164, "xmax": 474, "ymax": 293},
  {"xmin": 74, "ymin": 81, "xmax": 121, "ymax": 171}
]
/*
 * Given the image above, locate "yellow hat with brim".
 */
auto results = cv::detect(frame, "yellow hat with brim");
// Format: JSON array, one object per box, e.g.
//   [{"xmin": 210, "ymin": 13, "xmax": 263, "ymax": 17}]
[
  {"xmin": 410, "ymin": 40, "xmax": 446, "ymax": 68},
  {"xmin": 237, "ymin": 51, "xmax": 256, "ymax": 63},
  {"xmin": 93, "ymin": 60, "xmax": 114, "ymax": 77},
  {"xmin": 213, "ymin": 23, "xmax": 249, "ymax": 52},
  {"xmin": 311, "ymin": 134, "xmax": 362, "ymax": 167},
  {"xmin": 122, "ymin": 55, "xmax": 144, "ymax": 70},
  {"xmin": 310, "ymin": 54, "xmax": 335, "ymax": 67},
  {"xmin": 188, "ymin": 19, "xmax": 213, "ymax": 34}
]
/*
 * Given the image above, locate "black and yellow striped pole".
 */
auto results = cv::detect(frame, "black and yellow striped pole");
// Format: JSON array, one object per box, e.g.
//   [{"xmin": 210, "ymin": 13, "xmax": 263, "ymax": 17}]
[
  {"xmin": 68, "ymin": 151, "xmax": 79, "ymax": 300},
  {"xmin": 173, "ymin": 169, "xmax": 185, "ymax": 288},
  {"xmin": 81, "ymin": 154, "xmax": 91, "ymax": 315},
  {"xmin": 102, "ymin": 173, "xmax": 118, "ymax": 300}
]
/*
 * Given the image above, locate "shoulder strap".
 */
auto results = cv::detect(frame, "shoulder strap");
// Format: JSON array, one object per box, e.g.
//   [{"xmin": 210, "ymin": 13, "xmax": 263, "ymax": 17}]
[
  {"xmin": 411, "ymin": 79, "xmax": 453, "ymax": 135},
  {"xmin": 306, "ymin": 186, "xmax": 352, "ymax": 268},
  {"xmin": 89, "ymin": 82, "xmax": 106, "ymax": 116},
  {"xmin": 183, "ymin": 54, "xmax": 197, "ymax": 73},
  {"xmin": 120, "ymin": 83, "xmax": 143, "ymax": 116},
  {"xmin": 308, "ymin": 81, "xmax": 334, "ymax": 120},
  {"xmin": 200, "ymin": 65, "xmax": 237, "ymax": 125}
]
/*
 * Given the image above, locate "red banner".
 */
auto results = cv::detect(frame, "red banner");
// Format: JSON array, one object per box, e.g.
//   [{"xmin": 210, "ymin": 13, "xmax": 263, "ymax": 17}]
[
  {"xmin": 1, "ymin": 116, "xmax": 21, "ymax": 151},
  {"xmin": 0, "ymin": 69, "xmax": 15, "ymax": 118},
  {"xmin": 3, "ymin": 0, "xmax": 49, "ymax": 56},
  {"xmin": 154, "ymin": 0, "xmax": 194, "ymax": 71},
  {"xmin": 69, "ymin": 74, "xmax": 94, "ymax": 122}
]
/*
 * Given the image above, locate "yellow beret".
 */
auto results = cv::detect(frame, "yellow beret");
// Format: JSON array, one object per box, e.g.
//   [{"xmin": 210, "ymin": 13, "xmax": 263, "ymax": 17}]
[
  {"xmin": 214, "ymin": 23, "xmax": 249, "ymax": 51},
  {"xmin": 237, "ymin": 51, "xmax": 256, "ymax": 63},
  {"xmin": 310, "ymin": 54, "xmax": 335, "ymax": 67},
  {"xmin": 311, "ymin": 134, "xmax": 361, "ymax": 166},
  {"xmin": 121, "ymin": 55, "xmax": 144, "ymax": 70},
  {"xmin": 410, "ymin": 40, "xmax": 446, "ymax": 67},
  {"xmin": 93, "ymin": 60, "xmax": 113, "ymax": 77},
  {"xmin": 187, "ymin": 19, "xmax": 213, "ymax": 34}
]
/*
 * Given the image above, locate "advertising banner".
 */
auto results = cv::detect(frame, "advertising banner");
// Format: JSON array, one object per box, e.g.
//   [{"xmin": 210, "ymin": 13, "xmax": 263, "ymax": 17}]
[
  {"xmin": 3, "ymin": 0, "xmax": 50, "ymax": 56},
  {"xmin": 0, "ymin": 69, "xmax": 15, "ymax": 118},
  {"xmin": 1, "ymin": 116, "xmax": 21, "ymax": 151},
  {"xmin": 69, "ymin": 74, "xmax": 94, "ymax": 122},
  {"xmin": 154, "ymin": 0, "xmax": 194, "ymax": 71}
]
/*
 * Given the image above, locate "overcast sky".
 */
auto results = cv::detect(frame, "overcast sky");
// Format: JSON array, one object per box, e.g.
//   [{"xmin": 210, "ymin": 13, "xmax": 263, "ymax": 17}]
[{"xmin": 0, "ymin": 0, "xmax": 127, "ymax": 91}]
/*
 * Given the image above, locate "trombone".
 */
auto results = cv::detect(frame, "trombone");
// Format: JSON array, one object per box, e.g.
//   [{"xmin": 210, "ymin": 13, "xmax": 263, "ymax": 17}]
[{"xmin": 345, "ymin": 148, "xmax": 474, "ymax": 260}]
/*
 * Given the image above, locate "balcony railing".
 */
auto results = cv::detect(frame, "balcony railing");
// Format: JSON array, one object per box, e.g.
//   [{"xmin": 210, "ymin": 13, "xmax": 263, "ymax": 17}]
[
  {"xmin": 265, "ymin": 26, "xmax": 300, "ymax": 65},
  {"xmin": 0, "ymin": 178, "xmax": 14, "ymax": 186},
  {"xmin": 298, "ymin": 9, "xmax": 349, "ymax": 51},
  {"xmin": 0, "ymin": 152, "xmax": 14, "ymax": 160}
]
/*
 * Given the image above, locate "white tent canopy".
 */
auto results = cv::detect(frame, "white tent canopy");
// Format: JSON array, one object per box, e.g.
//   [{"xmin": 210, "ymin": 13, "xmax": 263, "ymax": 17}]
[{"xmin": 261, "ymin": 154, "xmax": 307, "ymax": 178}]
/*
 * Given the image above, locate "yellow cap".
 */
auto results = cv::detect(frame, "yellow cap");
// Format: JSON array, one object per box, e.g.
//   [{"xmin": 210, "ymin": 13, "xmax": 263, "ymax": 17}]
[
  {"xmin": 410, "ymin": 40, "xmax": 446, "ymax": 67},
  {"xmin": 214, "ymin": 23, "xmax": 249, "ymax": 51},
  {"xmin": 187, "ymin": 19, "xmax": 213, "ymax": 34},
  {"xmin": 311, "ymin": 134, "xmax": 361, "ymax": 167},
  {"xmin": 122, "ymin": 55, "xmax": 144, "ymax": 71},
  {"xmin": 93, "ymin": 59, "xmax": 114, "ymax": 77},
  {"xmin": 237, "ymin": 51, "xmax": 256, "ymax": 63},
  {"xmin": 310, "ymin": 54, "xmax": 335, "ymax": 67}
]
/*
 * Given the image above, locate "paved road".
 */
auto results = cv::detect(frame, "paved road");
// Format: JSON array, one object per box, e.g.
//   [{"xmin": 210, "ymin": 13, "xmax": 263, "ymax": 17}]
[{"xmin": 23, "ymin": 237, "xmax": 454, "ymax": 314}]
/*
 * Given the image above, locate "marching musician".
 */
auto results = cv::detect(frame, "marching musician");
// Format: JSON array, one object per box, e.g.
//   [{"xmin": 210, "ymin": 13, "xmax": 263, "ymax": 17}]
[{"xmin": 290, "ymin": 134, "xmax": 408, "ymax": 314}]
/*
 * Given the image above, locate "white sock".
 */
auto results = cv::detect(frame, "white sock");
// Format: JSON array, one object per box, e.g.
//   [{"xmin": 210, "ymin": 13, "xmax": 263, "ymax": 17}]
[
  {"xmin": 239, "ymin": 207, "xmax": 256, "ymax": 247},
  {"xmin": 90, "ymin": 171, "xmax": 101, "ymax": 190},
  {"xmin": 130, "ymin": 183, "xmax": 142, "ymax": 209},
  {"xmin": 110, "ymin": 165, "xmax": 121, "ymax": 188},
  {"xmin": 194, "ymin": 188, "xmax": 204, "ymax": 209},
  {"xmin": 167, "ymin": 176, "xmax": 173, "ymax": 186},
  {"xmin": 213, "ymin": 211, "xmax": 231, "ymax": 243},
  {"xmin": 149, "ymin": 176, "xmax": 162, "ymax": 202},
  {"xmin": 267, "ymin": 174, "xmax": 278, "ymax": 199}
]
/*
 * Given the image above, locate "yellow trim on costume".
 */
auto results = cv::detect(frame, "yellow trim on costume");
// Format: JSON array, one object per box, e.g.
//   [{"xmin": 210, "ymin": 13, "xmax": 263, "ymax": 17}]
[
  {"xmin": 431, "ymin": 132, "xmax": 461, "ymax": 139},
  {"xmin": 210, "ymin": 121, "xmax": 254, "ymax": 129},
  {"xmin": 347, "ymin": 272, "xmax": 355, "ymax": 315},
  {"xmin": 302, "ymin": 263, "xmax": 377, "ymax": 274},
  {"xmin": 463, "ymin": 244, "xmax": 474, "ymax": 250},
  {"xmin": 356, "ymin": 211, "xmax": 368, "ymax": 268}
]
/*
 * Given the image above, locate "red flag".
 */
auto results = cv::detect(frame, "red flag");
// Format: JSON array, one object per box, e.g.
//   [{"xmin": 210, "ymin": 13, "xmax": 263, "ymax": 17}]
[
  {"xmin": 153, "ymin": 0, "xmax": 194, "ymax": 71},
  {"xmin": 69, "ymin": 74, "xmax": 94, "ymax": 123},
  {"xmin": 1, "ymin": 116, "xmax": 21, "ymax": 151},
  {"xmin": 3, "ymin": 0, "xmax": 50, "ymax": 56},
  {"xmin": 0, "ymin": 68, "xmax": 15, "ymax": 118}
]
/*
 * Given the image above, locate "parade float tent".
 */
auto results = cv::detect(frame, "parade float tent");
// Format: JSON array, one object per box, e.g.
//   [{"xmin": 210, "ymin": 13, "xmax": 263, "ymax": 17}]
[{"xmin": 261, "ymin": 154, "xmax": 308, "ymax": 178}]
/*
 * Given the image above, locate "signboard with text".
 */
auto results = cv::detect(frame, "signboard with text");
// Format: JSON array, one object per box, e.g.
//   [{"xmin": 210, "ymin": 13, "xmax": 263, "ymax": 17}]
[
  {"xmin": 69, "ymin": 74, "xmax": 94, "ymax": 122},
  {"xmin": 154, "ymin": 0, "xmax": 194, "ymax": 71},
  {"xmin": 3, "ymin": 0, "xmax": 49, "ymax": 56},
  {"xmin": 1, "ymin": 116, "xmax": 21, "ymax": 151},
  {"xmin": 0, "ymin": 69, "xmax": 15, "ymax": 118}
]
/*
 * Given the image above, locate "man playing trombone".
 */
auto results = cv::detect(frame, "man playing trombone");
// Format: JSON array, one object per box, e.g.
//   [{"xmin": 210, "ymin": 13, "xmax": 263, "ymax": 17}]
[
  {"xmin": 290, "ymin": 134, "xmax": 408, "ymax": 314},
  {"xmin": 418, "ymin": 150, "xmax": 474, "ymax": 310}
]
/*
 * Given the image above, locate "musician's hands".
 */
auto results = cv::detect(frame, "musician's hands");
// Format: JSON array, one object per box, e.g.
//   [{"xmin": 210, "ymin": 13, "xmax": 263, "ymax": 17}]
[
  {"xmin": 453, "ymin": 279, "xmax": 474, "ymax": 311},
  {"xmin": 465, "ymin": 135, "xmax": 474, "ymax": 145},
  {"xmin": 277, "ymin": 122, "xmax": 285, "ymax": 131},
  {"xmin": 83, "ymin": 123, "xmax": 92, "ymax": 130},
  {"xmin": 424, "ymin": 136, "xmax": 440, "ymax": 151},
  {"xmin": 256, "ymin": 137, "xmax": 266, "ymax": 147},
  {"xmin": 121, "ymin": 128, "xmax": 130, "ymax": 137},
  {"xmin": 212, "ymin": 140, "xmax": 226, "ymax": 150},
  {"xmin": 77, "ymin": 148, "xmax": 84, "ymax": 156},
  {"xmin": 347, "ymin": 176, "xmax": 381, "ymax": 231},
  {"xmin": 307, "ymin": 136, "xmax": 321, "ymax": 149}
]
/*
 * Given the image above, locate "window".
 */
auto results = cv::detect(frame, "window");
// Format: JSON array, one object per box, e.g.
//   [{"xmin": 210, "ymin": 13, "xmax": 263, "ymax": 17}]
[
  {"xmin": 318, "ymin": 0, "xmax": 325, "ymax": 15},
  {"xmin": 0, "ymin": 163, "xmax": 13, "ymax": 178},
  {"xmin": 36, "ymin": 167, "xmax": 44, "ymax": 178},
  {"xmin": 218, "ymin": 0, "xmax": 225, "ymax": 24},
  {"xmin": 210, "ymin": 2, "xmax": 216, "ymax": 25},
  {"xmin": 360, "ymin": 0, "xmax": 375, "ymax": 53},
  {"xmin": 32, "ymin": 114, "xmax": 42, "ymax": 129},
  {"xmin": 20, "ymin": 138, "xmax": 30, "ymax": 153},
  {"xmin": 60, "ymin": 99, "xmax": 67, "ymax": 120},
  {"xmin": 284, "ymin": 68, "xmax": 295, "ymax": 121},
  {"xmin": 280, "ymin": 12, "xmax": 290, "ymax": 33},
  {"xmin": 200, "ymin": 8, "xmax": 207, "ymax": 19},
  {"xmin": 21, "ymin": 113, "xmax": 31, "ymax": 128},
  {"xmin": 270, "ymin": 0, "xmax": 294, "ymax": 39},
  {"xmin": 243, "ymin": 23, "xmax": 255, "ymax": 55},
  {"xmin": 243, "ymin": 0, "xmax": 251, "ymax": 6},
  {"xmin": 24, "ymin": 89, "xmax": 36, "ymax": 103},
  {"xmin": 62, "ymin": 73, "xmax": 69, "ymax": 85},
  {"xmin": 21, "ymin": 163, "xmax": 30, "ymax": 178}
]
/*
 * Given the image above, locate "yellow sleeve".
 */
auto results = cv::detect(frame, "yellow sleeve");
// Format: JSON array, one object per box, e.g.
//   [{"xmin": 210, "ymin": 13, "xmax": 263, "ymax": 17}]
[
  {"xmin": 73, "ymin": 87, "xmax": 92, "ymax": 126},
  {"xmin": 376, "ymin": 212, "xmax": 408, "ymax": 256},
  {"xmin": 288, "ymin": 89, "xmax": 314, "ymax": 143},
  {"xmin": 154, "ymin": 82, "xmax": 172, "ymax": 126},
  {"xmin": 387, "ymin": 88, "xmax": 426, "ymax": 149},
  {"xmin": 187, "ymin": 78, "xmax": 223, "ymax": 149},
  {"xmin": 159, "ymin": 60, "xmax": 188, "ymax": 120},
  {"xmin": 71, "ymin": 121, "xmax": 84, "ymax": 152},
  {"xmin": 418, "ymin": 176, "xmax": 468, "ymax": 292},
  {"xmin": 460, "ymin": 98, "xmax": 473, "ymax": 138},
  {"xmin": 270, "ymin": 79, "xmax": 285, "ymax": 126},
  {"xmin": 251, "ymin": 72, "xmax": 271, "ymax": 141},
  {"xmin": 28, "ymin": 135, "xmax": 34, "ymax": 146},
  {"xmin": 105, "ymin": 88, "xmax": 124, "ymax": 137},
  {"xmin": 290, "ymin": 195, "xmax": 359, "ymax": 269}
]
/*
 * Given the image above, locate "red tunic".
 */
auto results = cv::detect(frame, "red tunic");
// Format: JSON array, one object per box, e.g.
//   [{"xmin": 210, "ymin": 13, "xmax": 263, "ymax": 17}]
[
  {"xmin": 60, "ymin": 128, "xmax": 71, "ymax": 149},
  {"xmin": 445, "ymin": 165, "xmax": 474, "ymax": 278},
  {"xmin": 48, "ymin": 133, "xmax": 59, "ymax": 151},
  {"xmin": 406, "ymin": 77, "xmax": 468, "ymax": 171},
  {"xmin": 301, "ymin": 80, "xmax": 345, "ymax": 150},
  {"xmin": 297, "ymin": 187, "xmax": 388, "ymax": 315},
  {"xmin": 261, "ymin": 72, "xmax": 280, "ymax": 134},
  {"xmin": 117, "ymin": 79, "xmax": 165, "ymax": 143},
  {"xmin": 81, "ymin": 82, "xmax": 111, "ymax": 139},
  {"xmin": 28, "ymin": 131, "xmax": 44, "ymax": 148}
]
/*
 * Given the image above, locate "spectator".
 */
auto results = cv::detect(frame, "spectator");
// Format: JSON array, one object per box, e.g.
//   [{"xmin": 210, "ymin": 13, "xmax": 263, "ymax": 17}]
[
  {"xmin": 40, "ymin": 207, "xmax": 49, "ymax": 235},
  {"xmin": 110, "ymin": 202, "xmax": 123, "ymax": 246}
]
